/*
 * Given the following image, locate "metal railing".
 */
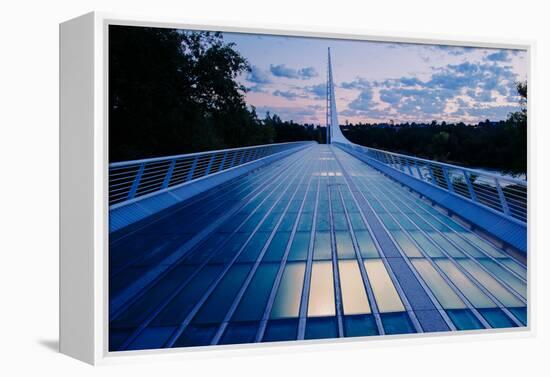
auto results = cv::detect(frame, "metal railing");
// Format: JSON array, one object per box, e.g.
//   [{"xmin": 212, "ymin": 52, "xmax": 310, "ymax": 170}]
[
  {"xmin": 335, "ymin": 142, "xmax": 527, "ymax": 223},
  {"xmin": 109, "ymin": 141, "xmax": 314, "ymax": 207}
]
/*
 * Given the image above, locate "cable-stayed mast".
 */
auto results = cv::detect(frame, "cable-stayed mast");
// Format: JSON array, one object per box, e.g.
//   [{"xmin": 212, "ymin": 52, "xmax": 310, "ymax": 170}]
[{"xmin": 326, "ymin": 48, "xmax": 348, "ymax": 144}]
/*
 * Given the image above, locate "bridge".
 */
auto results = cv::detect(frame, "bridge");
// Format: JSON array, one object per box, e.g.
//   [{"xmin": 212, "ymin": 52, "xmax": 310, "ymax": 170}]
[{"xmin": 108, "ymin": 49, "xmax": 527, "ymax": 351}]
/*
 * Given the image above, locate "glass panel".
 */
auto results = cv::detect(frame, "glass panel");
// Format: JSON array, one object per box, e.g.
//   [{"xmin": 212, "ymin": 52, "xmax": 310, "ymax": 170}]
[
  {"xmin": 297, "ymin": 212, "xmax": 313, "ymax": 231},
  {"xmin": 307, "ymin": 261, "xmax": 336, "ymax": 317},
  {"xmin": 478, "ymin": 308, "xmax": 518, "ymax": 328},
  {"xmin": 316, "ymin": 211, "xmax": 330, "ymax": 231},
  {"xmin": 435, "ymin": 259, "xmax": 496, "ymax": 309},
  {"xmin": 344, "ymin": 314, "xmax": 378, "ymax": 337},
  {"xmin": 232, "ymin": 263, "xmax": 280, "ymax": 321},
  {"xmin": 333, "ymin": 215, "xmax": 348, "ymax": 230},
  {"xmin": 237, "ymin": 232, "xmax": 270, "ymax": 262},
  {"xmin": 349, "ymin": 213, "xmax": 367, "ymax": 230},
  {"xmin": 262, "ymin": 318, "xmax": 298, "ymax": 342},
  {"xmin": 173, "ymin": 323, "xmax": 218, "ymax": 347},
  {"xmin": 335, "ymin": 230, "xmax": 355, "ymax": 259},
  {"xmin": 211, "ymin": 232, "xmax": 250, "ymax": 262},
  {"xmin": 500, "ymin": 259, "xmax": 527, "ymax": 279},
  {"xmin": 446, "ymin": 309, "xmax": 484, "ymax": 330},
  {"xmin": 193, "ymin": 264, "xmax": 252, "ymax": 324},
  {"xmin": 508, "ymin": 307, "xmax": 527, "ymax": 325},
  {"xmin": 409, "ymin": 230, "xmax": 444, "ymax": 257},
  {"xmin": 338, "ymin": 261, "xmax": 371, "ymax": 315},
  {"xmin": 411, "ymin": 259, "xmax": 466, "ymax": 309},
  {"xmin": 446, "ymin": 233, "xmax": 485, "ymax": 258},
  {"xmin": 313, "ymin": 231, "xmax": 332, "ymax": 260},
  {"xmin": 270, "ymin": 262, "xmax": 305, "ymax": 319},
  {"xmin": 391, "ymin": 230, "xmax": 423, "ymax": 257},
  {"xmin": 462, "ymin": 233, "xmax": 506, "ymax": 258},
  {"xmin": 426, "ymin": 232, "xmax": 466, "ymax": 258},
  {"xmin": 287, "ymin": 231, "xmax": 310, "ymax": 261},
  {"xmin": 456, "ymin": 259, "xmax": 524, "ymax": 307},
  {"xmin": 355, "ymin": 230, "xmax": 379, "ymax": 258},
  {"xmin": 304, "ymin": 316, "xmax": 338, "ymax": 340},
  {"xmin": 380, "ymin": 312, "xmax": 416, "ymax": 335},
  {"xmin": 128, "ymin": 326, "xmax": 176, "ymax": 350},
  {"xmin": 477, "ymin": 259, "xmax": 527, "ymax": 299},
  {"xmin": 363, "ymin": 260, "xmax": 405, "ymax": 313},
  {"xmin": 219, "ymin": 321, "xmax": 259, "ymax": 345},
  {"xmin": 152, "ymin": 264, "xmax": 224, "ymax": 326},
  {"xmin": 263, "ymin": 232, "xmax": 291, "ymax": 262}
]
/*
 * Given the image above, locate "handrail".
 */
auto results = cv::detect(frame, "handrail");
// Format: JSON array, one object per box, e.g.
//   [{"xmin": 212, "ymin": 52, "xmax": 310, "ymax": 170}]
[
  {"xmin": 109, "ymin": 141, "xmax": 315, "ymax": 207},
  {"xmin": 334, "ymin": 141, "xmax": 527, "ymax": 223}
]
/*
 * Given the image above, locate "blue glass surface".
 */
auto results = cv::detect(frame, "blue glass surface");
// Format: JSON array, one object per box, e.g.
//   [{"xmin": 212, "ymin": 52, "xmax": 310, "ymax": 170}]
[
  {"xmin": 287, "ymin": 231, "xmax": 310, "ymax": 261},
  {"xmin": 478, "ymin": 308, "xmax": 518, "ymax": 328},
  {"xmin": 305, "ymin": 316, "xmax": 338, "ymax": 340},
  {"xmin": 128, "ymin": 326, "xmax": 176, "ymax": 350},
  {"xmin": 173, "ymin": 323, "xmax": 218, "ymax": 347},
  {"xmin": 508, "ymin": 307, "xmax": 527, "ymax": 325},
  {"xmin": 219, "ymin": 321, "xmax": 259, "ymax": 345},
  {"xmin": 232, "ymin": 263, "xmax": 280, "ymax": 321},
  {"xmin": 380, "ymin": 312, "xmax": 416, "ymax": 335},
  {"xmin": 263, "ymin": 232, "xmax": 291, "ymax": 262},
  {"xmin": 446, "ymin": 309, "xmax": 484, "ymax": 330},
  {"xmin": 262, "ymin": 319, "xmax": 299, "ymax": 342},
  {"xmin": 344, "ymin": 315, "xmax": 378, "ymax": 337},
  {"xmin": 237, "ymin": 232, "xmax": 270, "ymax": 262},
  {"xmin": 193, "ymin": 264, "xmax": 252, "ymax": 324}
]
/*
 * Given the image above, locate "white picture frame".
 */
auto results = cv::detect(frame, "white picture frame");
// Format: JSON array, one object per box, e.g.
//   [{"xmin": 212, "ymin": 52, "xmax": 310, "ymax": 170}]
[{"xmin": 60, "ymin": 11, "xmax": 534, "ymax": 365}]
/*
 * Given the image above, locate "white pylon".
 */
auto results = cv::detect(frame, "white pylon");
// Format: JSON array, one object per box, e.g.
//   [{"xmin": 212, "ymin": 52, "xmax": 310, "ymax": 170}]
[{"xmin": 326, "ymin": 48, "xmax": 350, "ymax": 144}]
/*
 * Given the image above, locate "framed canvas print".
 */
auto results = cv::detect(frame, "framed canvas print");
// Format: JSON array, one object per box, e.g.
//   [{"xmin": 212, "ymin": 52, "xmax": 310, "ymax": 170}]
[{"xmin": 60, "ymin": 12, "xmax": 531, "ymax": 365}]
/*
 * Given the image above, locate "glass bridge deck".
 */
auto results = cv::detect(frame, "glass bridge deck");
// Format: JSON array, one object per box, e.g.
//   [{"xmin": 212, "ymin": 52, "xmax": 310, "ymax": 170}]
[{"xmin": 109, "ymin": 144, "xmax": 527, "ymax": 351}]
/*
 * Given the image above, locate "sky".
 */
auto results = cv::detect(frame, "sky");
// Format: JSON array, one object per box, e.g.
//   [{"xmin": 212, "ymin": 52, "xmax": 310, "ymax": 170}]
[{"xmin": 219, "ymin": 31, "xmax": 527, "ymax": 125}]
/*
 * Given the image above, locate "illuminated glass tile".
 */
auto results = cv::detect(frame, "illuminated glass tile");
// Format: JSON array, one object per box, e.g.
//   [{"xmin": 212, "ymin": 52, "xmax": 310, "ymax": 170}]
[
  {"xmin": 445, "ymin": 234, "xmax": 485, "ymax": 258},
  {"xmin": 409, "ymin": 230, "xmax": 444, "ymax": 257},
  {"xmin": 307, "ymin": 261, "xmax": 336, "ymax": 317},
  {"xmin": 335, "ymin": 231, "xmax": 355, "ymax": 259},
  {"xmin": 271, "ymin": 262, "xmax": 305, "ymax": 319},
  {"xmin": 363, "ymin": 259, "xmax": 405, "ymax": 313},
  {"xmin": 508, "ymin": 307, "xmax": 527, "ymax": 325},
  {"xmin": 338, "ymin": 261, "xmax": 371, "ymax": 315},
  {"xmin": 435, "ymin": 259, "xmax": 496, "ymax": 308},
  {"xmin": 462, "ymin": 233, "xmax": 506, "ymax": 258},
  {"xmin": 297, "ymin": 212, "xmax": 313, "ymax": 231},
  {"xmin": 287, "ymin": 231, "xmax": 310, "ymax": 261},
  {"xmin": 355, "ymin": 230, "xmax": 379, "ymax": 258},
  {"xmin": 500, "ymin": 259, "xmax": 527, "ymax": 279},
  {"xmin": 477, "ymin": 259, "xmax": 527, "ymax": 299},
  {"xmin": 313, "ymin": 231, "xmax": 332, "ymax": 260},
  {"xmin": 411, "ymin": 259, "xmax": 466, "ymax": 309},
  {"xmin": 391, "ymin": 230, "xmax": 423, "ymax": 257},
  {"xmin": 456, "ymin": 259, "xmax": 524, "ymax": 307},
  {"xmin": 426, "ymin": 232, "xmax": 466, "ymax": 258}
]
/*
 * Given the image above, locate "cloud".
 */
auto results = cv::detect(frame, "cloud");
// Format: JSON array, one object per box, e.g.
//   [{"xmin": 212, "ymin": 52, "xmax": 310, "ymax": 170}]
[
  {"xmin": 272, "ymin": 89, "xmax": 306, "ymax": 100},
  {"xmin": 305, "ymin": 83, "xmax": 326, "ymax": 99},
  {"xmin": 270, "ymin": 64, "xmax": 318, "ymax": 79},
  {"xmin": 255, "ymin": 105, "xmax": 321, "ymax": 123},
  {"xmin": 485, "ymin": 50, "xmax": 510, "ymax": 62},
  {"xmin": 298, "ymin": 67, "xmax": 319, "ymax": 79},
  {"xmin": 247, "ymin": 65, "xmax": 271, "ymax": 84},
  {"xmin": 340, "ymin": 77, "xmax": 371, "ymax": 90}
]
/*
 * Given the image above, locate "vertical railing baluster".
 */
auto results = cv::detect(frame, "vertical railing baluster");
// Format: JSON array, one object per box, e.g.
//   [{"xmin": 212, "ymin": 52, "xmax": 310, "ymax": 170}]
[
  {"xmin": 187, "ymin": 156, "xmax": 199, "ymax": 182},
  {"xmin": 443, "ymin": 166, "xmax": 454, "ymax": 192},
  {"xmin": 204, "ymin": 153, "xmax": 216, "ymax": 175},
  {"xmin": 428, "ymin": 164, "xmax": 437, "ymax": 185},
  {"xmin": 162, "ymin": 159, "xmax": 176, "ymax": 189},
  {"xmin": 495, "ymin": 178, "xmax": 511, "ymax": 216},
  {"xmin": 229, "ymin": 151, "xmax": 238, "ymax": 168},
  {"xmin": 127, "ymin": 163, "xmax": 145, "ymax": 199},
  {"xmin": 464, "ymin": 170, "xmax": 477, "ymax": 202},
  {"xmin": 414, "ymin": 160, "xmax": 422, "ymax": 180},
  {"xmin": 219, "ymin": 151, "xmax": 228, "ymax": 172}
]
